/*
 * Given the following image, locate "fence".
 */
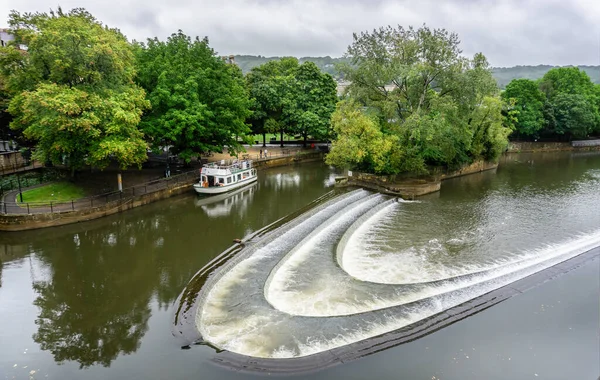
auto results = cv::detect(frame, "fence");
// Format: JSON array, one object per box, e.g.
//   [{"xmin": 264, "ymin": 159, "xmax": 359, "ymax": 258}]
[{"xmin": 1, "ymin": 169, "xmax": 200, "ymax": 215}]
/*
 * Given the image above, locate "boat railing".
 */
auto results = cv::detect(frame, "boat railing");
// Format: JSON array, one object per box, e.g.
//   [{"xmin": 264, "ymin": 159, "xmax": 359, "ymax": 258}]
[{"xmin": 203, "ymin": 159, "xmax": 253, "ymax": 171}]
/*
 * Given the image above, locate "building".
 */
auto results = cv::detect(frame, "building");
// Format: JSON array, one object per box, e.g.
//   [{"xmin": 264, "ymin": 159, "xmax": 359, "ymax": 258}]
[{"xmin": 0, "ymin": 28, "xmax": 14, "ymax": 47}]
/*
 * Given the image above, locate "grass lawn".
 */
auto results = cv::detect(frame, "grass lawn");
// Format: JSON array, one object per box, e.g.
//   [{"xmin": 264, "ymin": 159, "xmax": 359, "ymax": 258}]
[{"xmin": 17, "ymin": 182, "xmax": 86, "ymax": 205}]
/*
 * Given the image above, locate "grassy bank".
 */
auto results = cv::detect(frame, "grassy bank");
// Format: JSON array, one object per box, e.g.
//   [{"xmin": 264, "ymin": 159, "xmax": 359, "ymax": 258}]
[{"xmin": 17, "ymin": 182, "xmax": 86, "ymax": 205}]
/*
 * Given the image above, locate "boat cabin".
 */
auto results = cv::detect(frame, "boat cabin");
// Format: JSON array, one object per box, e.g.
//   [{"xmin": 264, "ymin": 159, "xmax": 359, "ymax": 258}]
[{"xmin": 199, "ymin": 159, "xmax": 256, "ymax": 188}]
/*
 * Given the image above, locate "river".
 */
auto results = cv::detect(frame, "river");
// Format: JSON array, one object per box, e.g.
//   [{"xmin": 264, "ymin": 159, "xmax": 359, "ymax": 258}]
[{"xmin": 0, "ymin": 152, "xmax": 599, "ymax": 380}]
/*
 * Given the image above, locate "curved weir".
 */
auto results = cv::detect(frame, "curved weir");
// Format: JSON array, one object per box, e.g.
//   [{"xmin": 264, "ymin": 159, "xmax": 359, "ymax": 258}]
[{"xmin": 171, "ymin": 165, "xmax": 600, "ymax": 373}]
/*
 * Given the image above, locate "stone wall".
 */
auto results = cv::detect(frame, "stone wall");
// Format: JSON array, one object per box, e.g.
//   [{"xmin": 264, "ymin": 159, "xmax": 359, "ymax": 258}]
[
  {"xmin": 506, "ymin": 141, "xmax": 600, "ymax": 153},
  {"xmin": 0, "ymin": 152, "xmax": 25, "ymax": 170},
  {"xmin": 342, "ymin": 160, "xmax": 498, "ymax": 199},
  {"xmin": 254, "ymin": 152, "xmax": 324, "ymax": 169}
]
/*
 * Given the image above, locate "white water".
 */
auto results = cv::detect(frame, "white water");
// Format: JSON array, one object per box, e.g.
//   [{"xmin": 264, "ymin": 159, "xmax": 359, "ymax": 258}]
[{"xmin": 196, "ymin": 168, "xmax": 600, "ymax": 359}]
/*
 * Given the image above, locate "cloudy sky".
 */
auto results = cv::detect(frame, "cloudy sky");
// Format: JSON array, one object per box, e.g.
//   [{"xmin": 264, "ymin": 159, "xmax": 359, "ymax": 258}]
[{"xmin": 1, "ymin": 0, "xmax": 599, "ymax": 67}]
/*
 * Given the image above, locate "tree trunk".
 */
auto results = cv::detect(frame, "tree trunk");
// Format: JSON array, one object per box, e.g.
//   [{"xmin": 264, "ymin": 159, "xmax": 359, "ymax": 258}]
[
  {"xmin": 280, "ymin": 129, "xmax": 284, "ymax": 148},
  {"xmin": 262, "ymin": 133, "xmax": 266, "ymax": 147},
  {"xmin": 303, "ymin": 134, "xmax": 307, "ymax": 148}
]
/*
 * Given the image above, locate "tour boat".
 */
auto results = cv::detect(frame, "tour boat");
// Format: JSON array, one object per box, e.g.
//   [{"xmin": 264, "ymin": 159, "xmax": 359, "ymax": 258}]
[{"xmin": 193, "ymin": 159, "xmax": 257, "ymax": 195}]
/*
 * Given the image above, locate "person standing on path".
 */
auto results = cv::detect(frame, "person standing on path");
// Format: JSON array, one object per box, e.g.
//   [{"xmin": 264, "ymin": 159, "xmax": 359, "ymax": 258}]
[
  {"xmin": 264, "ymin": 148, "xmax": 268, "ymax": 158},
  {"xmin": 259, "ymin": 149, "xmax": 263, "ymax": 159}
]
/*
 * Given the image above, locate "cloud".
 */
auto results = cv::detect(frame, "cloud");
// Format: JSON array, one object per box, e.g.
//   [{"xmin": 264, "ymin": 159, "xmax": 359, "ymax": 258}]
[{"xmin": 0, "ymin": 0, "xmax": 598, "ymax": 66}]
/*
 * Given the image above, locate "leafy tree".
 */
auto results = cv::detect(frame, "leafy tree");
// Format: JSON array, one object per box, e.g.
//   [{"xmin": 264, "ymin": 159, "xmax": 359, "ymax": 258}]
[
  {"xmin": 135, "ymin": 31, "xmax": 251, "ymax": 161},
  {"xmin": 537, "ymin": 67, "xmax": 600, "ymax": 139},
  {"xmin": 246, "ymin": 57, "xmax": 297, "ymax": 147},
  {"xmin": 325, "ymin": 100, "xmax": 405, "ymax": 174},
  {"xmin": 284, "ymin": 61, "xmax": 337, "ymax": 147},
  {"xmin": 549, "ymin": 93, "xmax": 600, "ymax": 139},
  {"xmin": 331, "ymin": 25, "xmax": 509, "ymax": 174},
  {"xmin": 246, "ymin": 58, "xmax": 337, "ymax": 147},
  {"xmin": 0, "ymin": 8, "xmax": 149, "ymax": 174},
  {"xmin": 501, "ymin": 79, "xmax": 546, "ymax": 137},
  {"xmin": 539, "ymin": 67, "xmax": 597, "ymax": 100}
]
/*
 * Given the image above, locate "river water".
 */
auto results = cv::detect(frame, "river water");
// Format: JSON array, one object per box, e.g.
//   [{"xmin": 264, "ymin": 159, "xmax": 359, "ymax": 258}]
[{"xmin": 0, "ymin": 153, "xmax": 599, "ymax": 380}]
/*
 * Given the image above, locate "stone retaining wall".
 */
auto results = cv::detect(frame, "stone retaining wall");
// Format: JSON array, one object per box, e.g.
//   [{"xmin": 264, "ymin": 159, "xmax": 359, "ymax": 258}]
[
  {"xmin": 341, "ymin": 160, "xmax": 498, "ymax": 199},
  {"xmin": 507, "ymin": 141, "xmax": 600, "ymax": 153},
  {"xmin": 0, "ymin": 151, "xmax": 25, "ymax": 169}
]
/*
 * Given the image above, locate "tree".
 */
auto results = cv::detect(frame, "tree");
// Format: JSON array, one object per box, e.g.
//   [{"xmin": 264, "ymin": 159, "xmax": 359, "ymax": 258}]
[
  {"xmin": 501, "ymin": 79, "xmax": 546, "ymax": 138},
  {"xmin": 0, "ymin": 8, "xmax": 149, "ymax": 174},
  {"xmin": 325, "ymin": 100, "xmax": 406, "ymax": 174},
  {"xmin": 549, "ymin": 93, "xmax": 600, "ymax": 139},
  {"xmin": 135, "ymin": 31, "xmax": 251, "ymax": 161},
  {"xmin": 539, "ymin": 67, "xmax": 597, "ymax": 100},
  {"xmin": 537, "ymin": 67, "xmax": 600, "ymax": 139},
  {"xmin": 331, "ymin": 25, "xmax": 509, "ymax": 174},
  {"xmin": 285, "ymin": 62, "xmax": 337, "ymax": 147},
  {"xmin": 246, "ymin": 58, "xmax": 337, "ymax": 148},
  {"xmin": 246, "ymin": 57, "xmax": 297, "ymax": 147}
]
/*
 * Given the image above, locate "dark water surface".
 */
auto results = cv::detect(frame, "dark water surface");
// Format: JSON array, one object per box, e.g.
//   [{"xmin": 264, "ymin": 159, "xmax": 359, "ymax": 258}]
[{"xmin": 0, "ymin": 155, "xmax": 599, "ymax": 380}]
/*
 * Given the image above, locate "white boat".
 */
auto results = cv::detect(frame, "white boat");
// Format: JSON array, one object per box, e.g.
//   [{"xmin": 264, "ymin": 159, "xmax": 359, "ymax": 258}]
[{"xmin": 193, "ymin": 159, "xmax": 257, "ymax": 195}]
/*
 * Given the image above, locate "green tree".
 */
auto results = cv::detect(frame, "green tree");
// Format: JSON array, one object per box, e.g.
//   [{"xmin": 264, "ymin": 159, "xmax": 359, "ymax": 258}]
[
  {"xmin": 285, "ymin": 61, "xmax": 337, "ymax": 147},
  {"xmin": 539, "ymin": 67, "xmax": 598, "ymax": 100},
  {"xmin": 325, "ymin": 100, "xmax": 405, "ymax": 174},
  {"xmin": 0, "ymin": 8, "xmax": 149, "ymax": 174},
  {"xmin": 538, "ymin": 67, "xmax": 600, "ymax": 139},
  {"xmin": 549, "ymin": 93, "xmax": 600, "ymax": 139},
  {"xmin": 246, "ymin": 57, "xmax": 297, "ymax": 147},
  {"xmin": 501, "ymin": 79, "xmax": 546, "ymax": 138},
  {"xmin": 332, "ymin": 25, "xmax": 509, "ymax": 174},
  {"xmin": 135, "ymin": 31, "xmax": 251, "ymax": 161}
]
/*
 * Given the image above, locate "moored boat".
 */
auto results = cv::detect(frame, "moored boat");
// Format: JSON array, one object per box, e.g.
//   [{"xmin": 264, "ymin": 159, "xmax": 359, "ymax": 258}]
[{"xmin": 193, "ymin": 159, "xmax": 257, "ymax": 195}]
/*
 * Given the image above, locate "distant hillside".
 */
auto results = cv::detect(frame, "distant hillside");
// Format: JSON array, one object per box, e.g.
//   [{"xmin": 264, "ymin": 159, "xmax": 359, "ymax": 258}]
[
  {"xmin": 234, "ymin": 55, "xmax": 349, "ymax": 78},
  {"xmin": 233, "ymin": 55, "xmax": 600, "ymax": 88},
  {"xmin": 492, "ymin": 65, "xmax": 600, "ymax": 88}
]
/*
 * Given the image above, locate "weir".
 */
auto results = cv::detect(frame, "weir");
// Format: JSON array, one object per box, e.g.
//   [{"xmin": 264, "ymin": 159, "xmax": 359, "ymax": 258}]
[{"xmin": 173, "ymin": 185, "xmax": 600, "ymax": 373}]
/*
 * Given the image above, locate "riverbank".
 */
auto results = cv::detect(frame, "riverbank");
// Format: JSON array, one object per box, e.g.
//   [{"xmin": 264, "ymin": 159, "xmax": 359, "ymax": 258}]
[
  {"xmin": 337, "ymin": 160, "xmax": 498, "ymax": 199},
  {"xmin": 0, "ymin": 151, "xmax": 324, "ymax": 231}
]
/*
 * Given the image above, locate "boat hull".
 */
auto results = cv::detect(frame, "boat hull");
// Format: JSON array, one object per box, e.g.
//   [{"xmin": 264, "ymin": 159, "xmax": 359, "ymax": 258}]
[{"xmin": 193, "ymin": 176, "xmax": 257, "ymax": 195}]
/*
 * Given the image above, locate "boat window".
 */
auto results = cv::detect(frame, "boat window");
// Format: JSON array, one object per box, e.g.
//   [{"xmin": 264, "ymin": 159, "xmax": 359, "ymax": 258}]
[
  {"xmin": 218, "ymin": 178, "xmax": 224, "ymax": 184},
  {"xmin": 237, "ymin": 174, "xmax": 241, "ymax": 181},
  {"xmin": 227, "ymin": 177, "xmax": 232, "ymax": 184}
]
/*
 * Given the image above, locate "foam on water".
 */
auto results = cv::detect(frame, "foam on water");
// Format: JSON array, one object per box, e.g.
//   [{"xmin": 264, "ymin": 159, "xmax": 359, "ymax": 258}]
[{"xmin": 195, "ymin": 188, "xmax": 600, "ymax": 359}]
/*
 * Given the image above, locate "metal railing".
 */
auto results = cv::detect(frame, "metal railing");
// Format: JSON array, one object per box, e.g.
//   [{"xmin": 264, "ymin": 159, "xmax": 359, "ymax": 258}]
[{"xmin": 1, "ymin": 169, "xmax": 200, "ymax": 215}]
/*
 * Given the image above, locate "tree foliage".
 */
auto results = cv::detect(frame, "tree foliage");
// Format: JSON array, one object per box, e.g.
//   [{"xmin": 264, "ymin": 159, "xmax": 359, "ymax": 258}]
[
  {"xmin": 504, "ymin": 67, "xmax": 600, "ymax": 140},
  {"xmin": 135, "ymin": 31, "xmax": 252, "ymax": 160},
  {"xmin": 331, "ymin": 25, "xmax": 510, "ymax": 175},
  {"xmin": 246, "ymin": 58, "xmax": 337, "ymax": 147},
  {"xmin": 0, "ymin": 8, "xmax": 149, "ymax": 171},
  {"xmin": 501, "ymin": 79, "xmax": 545, "ymax": 137}
]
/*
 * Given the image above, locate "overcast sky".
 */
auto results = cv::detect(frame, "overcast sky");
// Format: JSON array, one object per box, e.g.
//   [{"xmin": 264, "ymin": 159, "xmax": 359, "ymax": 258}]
[{"xmin": 1, "ymin": 0, "xmax": 599, "ymax": 67}]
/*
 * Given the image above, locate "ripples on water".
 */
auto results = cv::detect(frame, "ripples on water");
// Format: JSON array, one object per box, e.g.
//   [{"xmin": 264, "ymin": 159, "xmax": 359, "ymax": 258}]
[{"xmin": 192, "ymin": 161, "xmax": 600, "ymax": 359}]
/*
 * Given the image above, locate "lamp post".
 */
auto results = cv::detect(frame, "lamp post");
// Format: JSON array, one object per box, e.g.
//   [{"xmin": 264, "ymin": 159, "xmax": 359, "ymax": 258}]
[{"xmin": 17, "ymin": 172, "xmax": 23, "ymax": 203}]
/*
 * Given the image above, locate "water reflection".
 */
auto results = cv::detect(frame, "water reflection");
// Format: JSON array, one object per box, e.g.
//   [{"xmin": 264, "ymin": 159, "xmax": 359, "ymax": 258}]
[
  {"xmin": 30, "ymin": 221, "xmax": 158, "ymax": 368},
  {"xmin": 195, "ymin": 183, "xmax": 257, "ymax": 218}
]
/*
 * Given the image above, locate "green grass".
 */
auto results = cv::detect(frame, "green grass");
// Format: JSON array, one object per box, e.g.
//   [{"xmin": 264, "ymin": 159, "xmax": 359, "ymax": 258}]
[{"xmin": 17, "ymin": 182, "xmax": 86, "ymax": 205}]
